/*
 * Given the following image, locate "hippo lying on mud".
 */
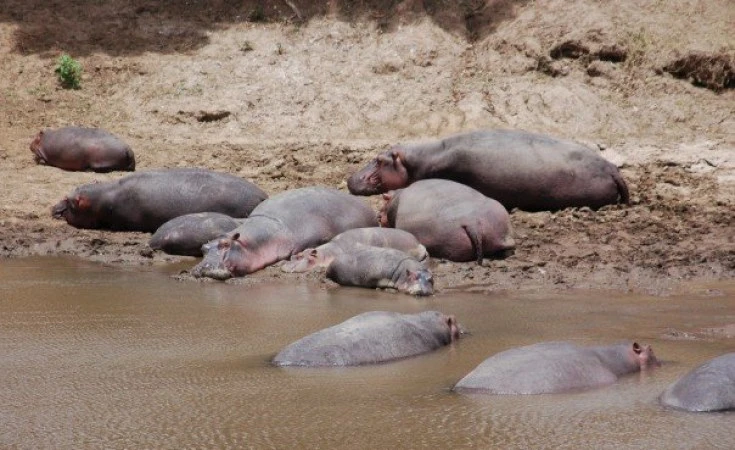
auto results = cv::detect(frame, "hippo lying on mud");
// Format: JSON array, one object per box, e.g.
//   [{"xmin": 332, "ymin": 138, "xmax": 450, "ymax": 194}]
[
  {"xmin": 149, "ymin": 212, "xmax": 242, "ymax": 256},
  {"xmin": 192, "ymin": 187, "xmax": 377, "ymax": 280},
  {"xmin": 379, "ymin": 179, "xmax": 514, "ymax": 263},
  {"xmin": 281, "ymin": 227, "xmax": 427, "ymax": 273},
  {"xmin": 52, "ymin": 168, "xmax": 267, "ymax": 232},
  {"xmin": 273, "ymin": 311, "xmax": 461, "ymax": 367},
  {"xmin": 326, "ymin": 245, "xmax": 433, "ymax": 296},
  {"xmin": 30, "ymin": 126, "xmax": 135, "ymax": 172},
  {"xmin": 348, "ymin": 129, "xmax": 629, "ymax": 211},
  {"xmin": 659, "ymin": 353, "xmax": 735, "ymax": 412},
  {"xmin": 453, "ymin": 341, "xmax": 659, "ymax": 394}
]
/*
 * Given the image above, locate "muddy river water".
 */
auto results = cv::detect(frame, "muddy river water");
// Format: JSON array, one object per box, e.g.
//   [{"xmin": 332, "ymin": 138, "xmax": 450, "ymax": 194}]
[{"xmin": 1, "ymin": 257, "xmax": 733, "ymax": 449}]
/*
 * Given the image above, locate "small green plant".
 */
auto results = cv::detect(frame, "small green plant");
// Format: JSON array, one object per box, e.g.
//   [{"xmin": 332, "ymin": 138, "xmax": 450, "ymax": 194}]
[{"xmin": 55, "ymin": 53, "xmax": 83, "ymax": 89}]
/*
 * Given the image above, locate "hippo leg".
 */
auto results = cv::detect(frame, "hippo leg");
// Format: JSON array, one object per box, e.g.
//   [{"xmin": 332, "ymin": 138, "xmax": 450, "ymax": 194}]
[{"xmin": 462, "ymin": 225, "xmax": 483, "ymax": 265}]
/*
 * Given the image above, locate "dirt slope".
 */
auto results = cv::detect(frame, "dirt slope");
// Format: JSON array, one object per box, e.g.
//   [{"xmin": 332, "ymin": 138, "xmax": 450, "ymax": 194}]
[{"xmin": 1, "ymin": 0, "xmax": 733, "ymax": 295}]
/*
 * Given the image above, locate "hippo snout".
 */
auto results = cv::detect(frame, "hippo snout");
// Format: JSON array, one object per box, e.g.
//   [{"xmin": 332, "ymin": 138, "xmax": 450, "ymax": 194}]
[
  {"xmin": 405, "ymin": 270, "xmax": 434, "ymax": 296},
  {"xmin": 51, "ymin": 199, "xmax": 69, "ymax": 219}
]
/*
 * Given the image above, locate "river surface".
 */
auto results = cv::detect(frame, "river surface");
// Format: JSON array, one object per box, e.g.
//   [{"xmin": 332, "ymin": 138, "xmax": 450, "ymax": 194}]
[{"xmin": 1, "ymin": 257, "xmax": 733, "ymax": 449}]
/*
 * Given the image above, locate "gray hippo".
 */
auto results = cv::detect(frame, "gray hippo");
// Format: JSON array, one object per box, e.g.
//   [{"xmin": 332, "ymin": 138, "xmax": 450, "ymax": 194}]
[
  {"xmin": 273, "ymin": 311, "xmax": 461, "ymax": 367},
  {"xmin": 281, "ymin": 227, "xmax": 427, "ymax": 273},
  {"xmin": 347, "ymin": 129, "xmax": 629, "ymax": 211},
  {"xmin": 149, "ymin": 212, "xmax": 243, "ymax": 256},
  {"xmin": 30, "ymin": 127, "xmax": 135, "ymax": 172},
  {"xmin": 52, "ymin": 168, "xmax": 267, "ymax": 232},
  {"xmin": 453, "ymin": 341, "xmax": 659, "ymax": 394},
  {"xmin": 659, "ymin": 353, "xmax": 735, "ymax": 412},
  {"xmin": 379, "ymin": 179, "xmax": 514, "ymax": 263},
  {"xmin": 325, "ymin": 245, "xmax": 433, "ymax": 296},
  {"xmin": 192, "ymin": 187, "xmax": 378, "ymax": 279}
]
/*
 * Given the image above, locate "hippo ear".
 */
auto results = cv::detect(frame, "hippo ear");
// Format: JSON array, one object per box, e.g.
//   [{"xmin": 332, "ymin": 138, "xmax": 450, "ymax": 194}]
[
  {"xmin": 381, "ymin": 192, "xmax": 393, "ymax": 201},
  {"xmin": 376, "ymin": 154, "xmax": 393, "ymax": 166},
  {"xmin": 308, "ymin": 248, "xmax": 318, "ymax": 260},
  {"xmin": 632, "ymin": 342, "xmax": 642, "ymax": 354},
  {"xmin": 74, "ymin": 195, "xmax": 91, "ymax": 211}
]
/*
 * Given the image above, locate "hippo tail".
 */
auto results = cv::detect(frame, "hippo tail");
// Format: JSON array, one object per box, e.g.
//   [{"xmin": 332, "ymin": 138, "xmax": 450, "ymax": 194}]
[
  {"xmin": 463, "ymin": 225, "xmax": 484, "ymax": 265},
  {"xmin": 125, "ymin": 148, "xmax": 136, "ymax": 171},
  {"xmin": 611, "ymin": 168, "xmax": 630, "ymax": 205}
]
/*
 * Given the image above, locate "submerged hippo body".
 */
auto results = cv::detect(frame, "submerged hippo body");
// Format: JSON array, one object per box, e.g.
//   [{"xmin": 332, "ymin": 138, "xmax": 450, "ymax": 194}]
[
  {"xmin": 348, "ymin": 129, "xmax": 629, "ymax": 212},
  {"xmin": 30, "ymin": 127, "xmax": 135, "ymax": 172},
  {"xmin": 659, "ymin": 353, "xmax": 735, "ymax": 412},
  {"xmin": 273, "ymin": 311, "xmax": 460, "ymax": 367},
  {"xmin": 281, "ymin": 227, "xmax": 428, "ymax": 273},
  {"xmin": 380, "ymin": 179, "xmax": 514, "ymax": 263},
  {"xmin": 453, "ymin": 341, "xmax": 659, "ymax": 394},
  {"xmin": 326, "ymin": 245, "xmax": 433, "ymax": 296},
  {"xmin": 149, "ymin": 213, "xmax": 242, "ymax": 256},
  {"xmin": 192, "ymin": 187, "xmax": 378, "ymax": 279},
  {"xmin": 52, "ymin": 169, "xmax": 267, "ymax": 232}
]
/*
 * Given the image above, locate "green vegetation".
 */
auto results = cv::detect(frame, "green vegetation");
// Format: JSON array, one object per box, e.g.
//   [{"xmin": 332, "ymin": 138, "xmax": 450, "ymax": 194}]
[{"xmin": 55, "ymin": 54, "xmax": 83, "ymax": 89}]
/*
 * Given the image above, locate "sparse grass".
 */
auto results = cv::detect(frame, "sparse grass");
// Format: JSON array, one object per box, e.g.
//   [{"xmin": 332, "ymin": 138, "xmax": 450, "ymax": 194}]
[
  {"xmin": 624, "ymin": 29, "xmax": 650, "ymax": 69},
  {"xmin": 55, "ymin": 53, "xmax": 83, "ymax": 89},
  {"xmin": 276, "ymin": 43, "xmax": 285, "ymax": 55},
  {"xmin": 240, "ymin": 41, "xmax": 254, "ymax": 53}
]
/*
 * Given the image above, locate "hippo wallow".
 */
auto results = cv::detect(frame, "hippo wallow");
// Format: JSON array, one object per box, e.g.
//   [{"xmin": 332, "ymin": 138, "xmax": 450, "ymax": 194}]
[
  {"xmin": 453, "ymin": 341, "xmax": 659, "ymax": 394},
  {"xmin": 30, "ymin": 126, "xmax": 135, "ymax": 172},
  {"xmin": 325, "ymin": 245, "xmax": 433, "ymax": 296},
  {"xmin": 348, "ymin": 129, "xmax": 629, "ymax": 212},
  {"xmin": 659, "ymin": 353, "xmax": 735, "ymax": 412},
  {"xmin": 272, "ymin": 311, "xmax": 461, "ymax": 367},
  {"xmin": 52, "ymin": 168, "xmax": 267, "ymax": 232},
  {"xmin": 379, "ymin": 179, "xmax": 514, "ymax": 263},
  {"xmin": 191, "ymin": 187, "xmax": 378, "ymax": 280},
  {"xmin": 281, "ymin": 227, "xmax": 428, "ymax": 273},
  {"xmin": 149, "ymin": 212, "xmax": 243, "ymax": 256}
]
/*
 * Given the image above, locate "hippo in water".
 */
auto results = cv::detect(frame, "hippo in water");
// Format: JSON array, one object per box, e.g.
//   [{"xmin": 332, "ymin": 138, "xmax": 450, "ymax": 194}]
[
  {"xmin": 379, "ymin": 179, "xmax": 514, "ymax": 263},
  {"xmin": 281, "ymin": 227, "xmax": 427, "ymax": 273},
  {"xmin": 273, "ymin": 311, "xmax": 461, "ymax": 367},
  {"xmin": 325, "ymin": 245, "xmax": 433, "ymax": 296},
  {"xmin": 149, "ymin": 212, "xmax": 243, "ymax": 256},
  {"xmin": 52, "ymin": 168, "xmax": 267, "ymax": 232},
  {"xmin": 453, "ymin": 341, "xmax": 659, "ymax": 394},
  {"xmin": 30, "ymin": 126, "xmax": 135, "ymax": 172},
  {"xmin": 191, "ymin": 187, "xmax": 378, "ymax": 280},
  {"xmin": 348, "ymin": 129, "xmax": 629, "ymax": 212},
  {"xmin": 659, "ymin": 353, "xmax": 735, "ymax": 412}
]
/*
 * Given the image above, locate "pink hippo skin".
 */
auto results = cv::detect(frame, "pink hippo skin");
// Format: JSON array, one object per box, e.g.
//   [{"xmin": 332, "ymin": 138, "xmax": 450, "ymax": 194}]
[
  {"xmin": 192, "ymin": 187, "xmax": 378, "ymax": 280},
  {"xmin": 379, "ymin": 179, "xmax": 514, "ymax": 263},
  {"xmin": 347, "ymin": 129, "xmax": 629, "ymax": 212},
  {"xmin": 453, "ymin": 341, "xmax": 659, "ymax": 394},
  {"xmin": 30, "ymin": 127, "xmax": 135, "ymax": 172}
]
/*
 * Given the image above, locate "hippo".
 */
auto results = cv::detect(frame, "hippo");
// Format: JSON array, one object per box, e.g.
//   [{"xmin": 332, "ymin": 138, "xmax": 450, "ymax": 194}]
[
  {"xmin": 379, "ymin": 179, "xmax": 515, "ymax": 263},
  {"xmin": 453, "ymin": 341, "xmax": 659, "ymax": 394},
  {"xmin": 52, "ymin": 168, "xmax": 267, "ymax": 232},
  {"xmin": 272, "ymin": 310, "xmax": 461, "ymax": 367},
  {"xmin": 325, "ymin": 245, "xmax": 433, "ymax": 296},
  {"xmin": 30, "ymin": 126, "xmax": 135, "ymax": 172},
  {"xmin": 191, "ymin": 187, "xmax": 378, "ymax": 280},
  {"xmin": 659, "ymin": 353, "xmax": 735, "ymax": 412},
  {"xmin": 149, "ymin": 212, "xmax": 243, "ymax": 256},
  {"xmin": 281, "ymin": 227, "xmax": 427, "ymax": 273},
  {"xmin": 347, "ymin": 129, "xmax": 629, "ymax": 212}
]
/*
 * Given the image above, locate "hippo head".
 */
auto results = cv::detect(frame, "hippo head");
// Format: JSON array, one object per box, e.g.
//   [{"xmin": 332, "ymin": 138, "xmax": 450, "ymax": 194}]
[
  {"xmin": 347, "ymin": 147, "xmax": 409, "ymax": 195},
  {"xmin": 630, "ymin": 342, "xmax": 660, "ymax": 369},
  {"xmin": 191, "ymin": 238, "xmax": 234, "ymax": 280},
  {"xmin": 51, "ymin": 193, "xmax": 99, "ymax": 229},
  {"xmin": 281, "ymin": 248, "xmax": 326, "ymax": 273},
  {"xmin": 395, "ymin": 260, "xmax": 434, "ymax": 297},
  {"xmin": 446, "ymin": 314, "xmax": 461, "ymax": 342}
]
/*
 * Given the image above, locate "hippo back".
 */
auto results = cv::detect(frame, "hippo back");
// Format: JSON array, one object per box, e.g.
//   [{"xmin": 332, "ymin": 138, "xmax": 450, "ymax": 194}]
[
  {"xmin": 249, "ymin": 187, "xmax": 377, "ymax": 247},
  {"xmin": 453, "ymin": 342, "xmax": 620, "ymax": 394},
  {"xmin": 659, "ymin": 353, "xmax": 735, "ymax": 412},
  {"xmin": 273, "ymin": 311, "xmax": 453, "ymax": 366}
]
